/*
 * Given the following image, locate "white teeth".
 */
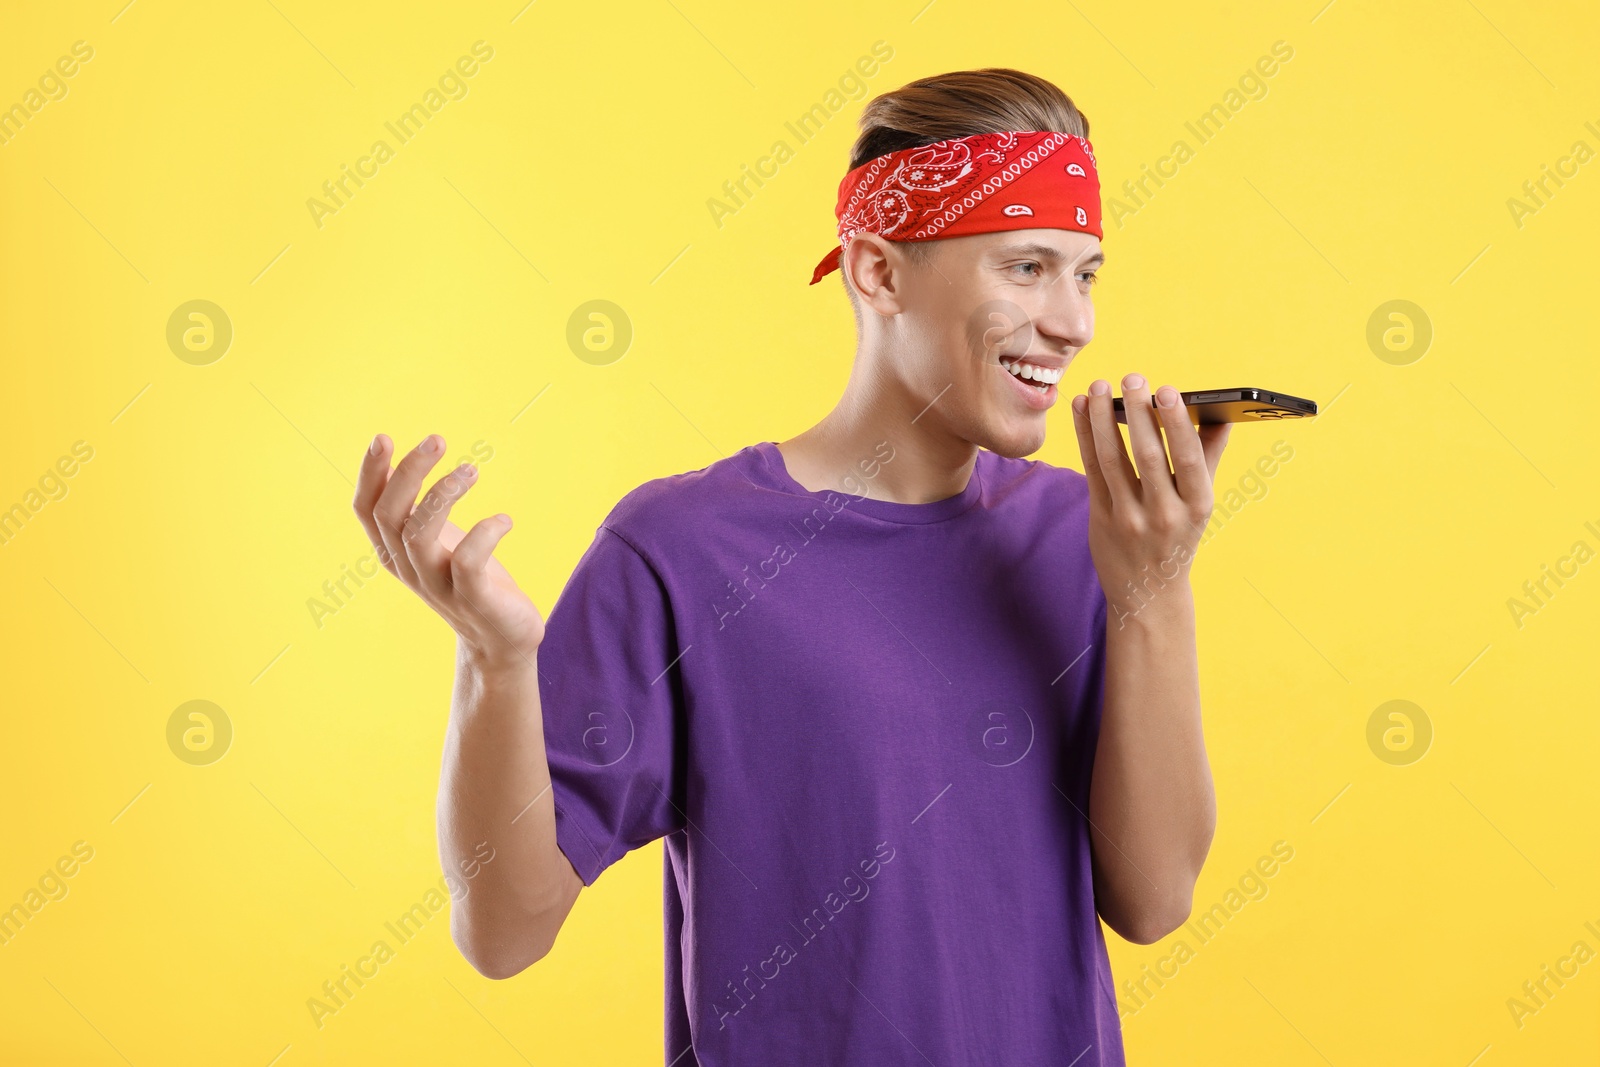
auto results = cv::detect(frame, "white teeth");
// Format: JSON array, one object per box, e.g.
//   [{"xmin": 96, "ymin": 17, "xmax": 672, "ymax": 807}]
[{"xmin": 1003, "ymin": 359, "xmax": 1063, "ymax": 385}]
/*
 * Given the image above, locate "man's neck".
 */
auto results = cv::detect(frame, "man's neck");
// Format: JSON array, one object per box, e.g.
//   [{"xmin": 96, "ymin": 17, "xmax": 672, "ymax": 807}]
[{"xmin": 776, "ymin": 365, "xmax": 979, "ymax": 505}]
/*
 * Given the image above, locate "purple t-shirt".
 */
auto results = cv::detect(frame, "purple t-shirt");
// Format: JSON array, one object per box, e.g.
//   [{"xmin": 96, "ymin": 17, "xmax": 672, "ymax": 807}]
[{"xmin": 538, "ymin": 439, "xmax": 1122, "ymax": 1066}]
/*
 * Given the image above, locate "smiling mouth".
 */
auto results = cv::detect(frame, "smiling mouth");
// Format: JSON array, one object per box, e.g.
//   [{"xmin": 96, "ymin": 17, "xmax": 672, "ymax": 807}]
[{"xmin": 999, "ymin": 356, "xmax": 1064, "ymax": 391}]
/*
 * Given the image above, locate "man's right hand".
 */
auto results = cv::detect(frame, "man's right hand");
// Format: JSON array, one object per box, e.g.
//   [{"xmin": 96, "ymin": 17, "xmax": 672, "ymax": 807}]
[
  {"xmin": 355, "ymin": 432, "xmax": 580, "ymax": 978},
  {"xmin": 352, "ymin": 433, "xmax": 544, "ymax": 671}
]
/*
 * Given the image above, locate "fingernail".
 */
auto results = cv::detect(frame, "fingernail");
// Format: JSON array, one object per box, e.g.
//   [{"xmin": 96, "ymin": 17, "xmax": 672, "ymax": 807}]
[
  {"xmin": 1157, "ymin": 386, "xmax": 1178, "ymax": 407},
  {"xmin": 458, "ymin": 463, "xmax": 476, "ymax": 479},
  {"xmin": 419, "ymin": 435, "xmax": 440, "ymax": 454},
  {"xmin": 369, "ymin": 435, "xmax": 383, "ymax": 456},
  {"xmin": 1071, "ymin": 394, "xmax": 1087, "ymax": 414},
  {"xmin": 1089, "ymin": 379, "xmax": 1109, "ymax": 396},
  {"xmin": 1123, "ymin": 373, "xmax": 1144, "ymax": 390}
]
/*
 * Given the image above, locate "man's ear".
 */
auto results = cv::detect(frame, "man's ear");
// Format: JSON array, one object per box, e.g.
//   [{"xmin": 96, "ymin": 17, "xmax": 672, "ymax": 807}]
[{"xmin": 842, "ymin": 233, "xmax": 910, "ymax": 317}]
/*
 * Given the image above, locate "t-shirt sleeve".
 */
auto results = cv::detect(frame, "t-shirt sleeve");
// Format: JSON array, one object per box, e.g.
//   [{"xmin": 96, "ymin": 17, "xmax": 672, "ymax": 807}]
[
  {"xmin": 1074, "ymin": 591, "xmax": 1110, "ymax": 783},
  {"xmin": 1060, "ymin": 520, "xmax": 1111, "ymax": 797},
  {"xmin": 537, "ymin": 524, "xmax": 687, "ymax": 886}
]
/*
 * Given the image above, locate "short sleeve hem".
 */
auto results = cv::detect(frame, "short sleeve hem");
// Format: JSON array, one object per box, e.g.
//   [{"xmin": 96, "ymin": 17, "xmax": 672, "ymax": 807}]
[
  {"xmin": 551, "ymin": 794, "xmax": 611, "ymax": 887},
  {"xmin": 539, "ymin": 524, "xmax": 684, "ymax": 889}
]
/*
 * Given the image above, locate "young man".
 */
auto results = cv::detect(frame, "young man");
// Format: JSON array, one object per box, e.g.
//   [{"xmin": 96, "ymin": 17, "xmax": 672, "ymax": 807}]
[{"xmin": 353, "ymin": 68, "xmax": 1231, "ymax": 1066}]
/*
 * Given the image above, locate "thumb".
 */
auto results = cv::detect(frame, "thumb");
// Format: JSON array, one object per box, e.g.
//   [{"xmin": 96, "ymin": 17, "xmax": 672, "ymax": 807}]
[{"xmin": 1199, "ymin": 422, "xmax": 1231, "ymax": 483}]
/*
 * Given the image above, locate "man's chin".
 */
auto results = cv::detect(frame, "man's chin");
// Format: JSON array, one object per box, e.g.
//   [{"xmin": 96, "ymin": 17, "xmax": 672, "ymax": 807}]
[{"xmin": 975, "ymin": 418, "xmax": 1048, "ymax": 460}]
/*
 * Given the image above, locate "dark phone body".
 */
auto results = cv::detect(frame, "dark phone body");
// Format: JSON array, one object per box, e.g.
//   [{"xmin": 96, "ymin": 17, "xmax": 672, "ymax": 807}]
[{"xmin": 1112, "ymin": 388, "xmax": 1318, "ymax": 425}]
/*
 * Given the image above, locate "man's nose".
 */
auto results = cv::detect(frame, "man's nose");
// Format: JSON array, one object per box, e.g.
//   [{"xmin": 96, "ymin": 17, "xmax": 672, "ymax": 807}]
[{"xmin": 1034, "ymin": 288, "xmax": 1093, "ymax": 350}]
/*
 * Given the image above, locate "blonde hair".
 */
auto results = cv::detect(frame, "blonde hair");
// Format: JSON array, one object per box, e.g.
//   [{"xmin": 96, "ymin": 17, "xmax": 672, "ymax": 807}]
[{"xmin": 837, "ymin": 68, "xmax": 1091, "ymax": 307}]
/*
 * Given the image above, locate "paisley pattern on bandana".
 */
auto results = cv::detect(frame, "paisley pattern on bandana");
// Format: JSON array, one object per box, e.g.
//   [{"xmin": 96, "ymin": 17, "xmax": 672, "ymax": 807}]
[{"xmin": 810, "ymin": 130, "xmax": 1103, "ymax": 285}]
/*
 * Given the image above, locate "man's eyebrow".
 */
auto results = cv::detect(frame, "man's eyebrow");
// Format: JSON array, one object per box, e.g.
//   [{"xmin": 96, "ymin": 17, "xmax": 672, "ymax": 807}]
[{"xmin": 992, "ymin": 242, "xmax": 1105, "ymax": 268}]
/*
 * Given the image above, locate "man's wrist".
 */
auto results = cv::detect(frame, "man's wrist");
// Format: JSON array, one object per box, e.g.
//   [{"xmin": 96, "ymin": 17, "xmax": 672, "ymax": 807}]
[
  {"xmin": 457, "ymin": 636, "xmax": 541, "ymax": 682},
  {"xmin": 1105, "ymin": 579, "xmax": 1195, "ymax": 635}
]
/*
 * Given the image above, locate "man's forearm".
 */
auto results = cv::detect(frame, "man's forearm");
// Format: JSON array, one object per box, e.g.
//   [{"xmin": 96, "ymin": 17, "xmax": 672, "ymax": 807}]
[
  {"xmin": 438, "ymin": 642, "xmax": 580, "ymax": 977},
  {"xmin": 1086, "ymin": 585, "xmax": 1216, "ymax": 944}
]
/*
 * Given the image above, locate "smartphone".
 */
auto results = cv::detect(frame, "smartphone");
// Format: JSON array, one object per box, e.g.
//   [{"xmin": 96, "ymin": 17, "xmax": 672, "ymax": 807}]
[{"xmin": 1113, "ymin": 387, "xmax": 1317, "ymax": 425}]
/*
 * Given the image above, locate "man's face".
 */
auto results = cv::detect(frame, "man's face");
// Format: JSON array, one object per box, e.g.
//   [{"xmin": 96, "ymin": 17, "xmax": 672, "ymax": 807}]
[{"xmin": 876, "ymin": 228, "xmax": 1102, "ymax": 458}]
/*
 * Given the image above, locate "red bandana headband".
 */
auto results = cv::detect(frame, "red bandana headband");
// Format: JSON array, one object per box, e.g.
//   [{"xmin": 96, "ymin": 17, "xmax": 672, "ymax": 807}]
[{"xmin": 809, "ymin": 129, "xmax": 1103, "ymax": 285}]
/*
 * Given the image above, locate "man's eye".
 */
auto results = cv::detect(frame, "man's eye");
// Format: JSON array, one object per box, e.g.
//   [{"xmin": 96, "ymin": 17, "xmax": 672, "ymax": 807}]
[
  {"xmin": 1078, "ymin": 271, "xmax": 1099, "ymax": 286},
  {"xmin": 1013, "ymin": 261, "xmax": 1041, "ymax": 276}
]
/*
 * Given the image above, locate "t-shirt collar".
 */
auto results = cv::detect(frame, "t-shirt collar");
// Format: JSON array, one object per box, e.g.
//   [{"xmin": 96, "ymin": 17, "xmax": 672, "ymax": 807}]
[{"xmin": 747, "ymin": 440, "xmax": 985, "ymax": 525}]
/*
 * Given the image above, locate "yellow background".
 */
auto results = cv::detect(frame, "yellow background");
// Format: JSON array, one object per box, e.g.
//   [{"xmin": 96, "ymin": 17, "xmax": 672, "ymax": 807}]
[{"xmin": 2, "ymin": 0, "xmax": 1597, "ymax": 1063}]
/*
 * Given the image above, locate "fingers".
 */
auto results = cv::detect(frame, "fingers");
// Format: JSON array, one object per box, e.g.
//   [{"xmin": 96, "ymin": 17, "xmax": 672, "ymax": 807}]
[
  {"xmin": 437, "ymin": 518, "xmax": 469, "ymax": 554},
  {"xmin": 1070, "ymin": 393, "xmax": 1112, "ymax": 515},
  {"xmin": 1153, "ymin": 386, "xmax": 1212, "ymax": 505},
  {"xmin": 1082, "ymin": 379, "xmax": 1139, "ymax": 513},
  {"xmin": 1198, "ymin": 421, "xmax": 1232, "ymax": 483},
  {"xmin": 353, "ymin": 435, "xmax": 402, "ymax": 578},
  {"xmin": 372, "ymin": 434, "xmax": 448, "ymax": 588},
  {"xmin": 1118, "ymin": 373, "xmax": 1174, "ymax": 493},
  {"xmin": 404, "ymin": 462, "xmax": 480, "ymax": 598},
  {"xmin": 451, "ymin": 513, "xmax": 514, "ymax": 600}
]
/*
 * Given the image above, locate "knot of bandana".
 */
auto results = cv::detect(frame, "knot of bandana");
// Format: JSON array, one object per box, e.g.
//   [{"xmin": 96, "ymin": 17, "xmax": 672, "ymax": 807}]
[{"xmin": 809, "ymin": 129, "xmax": 1103, "ymax": 285}]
